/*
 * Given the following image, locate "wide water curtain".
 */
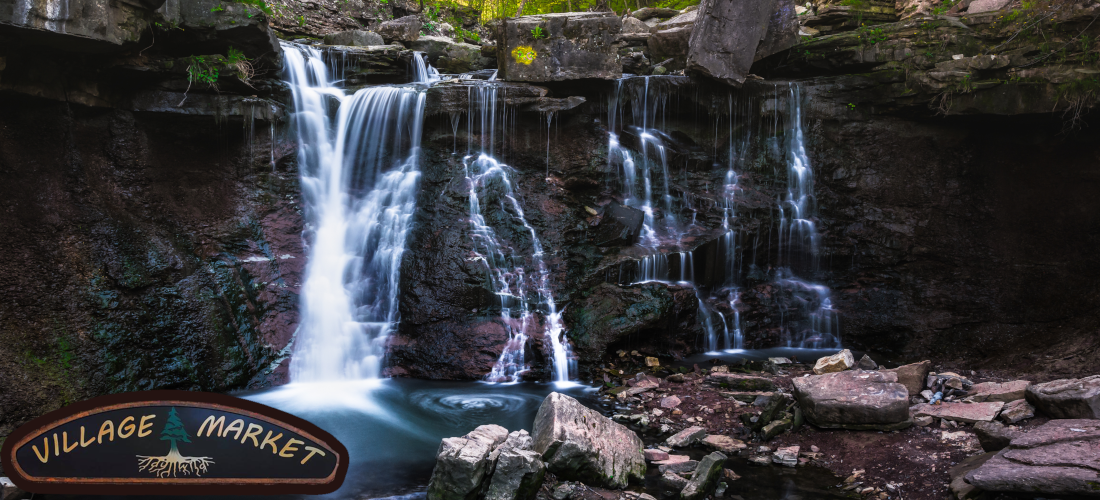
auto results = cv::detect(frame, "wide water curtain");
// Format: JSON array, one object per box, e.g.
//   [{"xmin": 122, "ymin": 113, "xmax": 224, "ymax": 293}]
[{"xmin": 284, "ymin": 43, "xmax": 426, "ymax": 382}]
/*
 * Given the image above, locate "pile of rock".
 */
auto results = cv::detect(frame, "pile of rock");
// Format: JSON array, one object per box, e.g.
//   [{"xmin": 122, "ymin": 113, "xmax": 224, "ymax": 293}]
[{"xmin": 427, "ymin": 392, "xmax": 644, "ymax": 500}]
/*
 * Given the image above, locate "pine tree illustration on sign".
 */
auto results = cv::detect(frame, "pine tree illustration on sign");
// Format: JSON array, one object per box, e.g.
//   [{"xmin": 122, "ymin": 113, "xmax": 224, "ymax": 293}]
[{"xmin": 136, "ymin": 408, "xmax": 215, "ymax": 478}]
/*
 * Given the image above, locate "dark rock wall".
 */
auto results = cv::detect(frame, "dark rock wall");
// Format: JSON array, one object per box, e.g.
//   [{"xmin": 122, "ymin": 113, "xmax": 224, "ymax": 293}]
[{"xmin": 0, "ymin": 95, "xmax": 301, "ymax": 436}]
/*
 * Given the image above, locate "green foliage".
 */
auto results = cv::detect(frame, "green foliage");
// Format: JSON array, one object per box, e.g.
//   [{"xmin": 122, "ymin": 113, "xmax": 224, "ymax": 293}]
[
  {"xmin": 846, "ymin": 102, "xmax": 856, "ymax": 110},
  {"xmin": 856, "ymin": 24, "xmax": 888, "ymax": 45},
  {"xmin": 211, "ymin": 3, "xmax": 225, "ymax": 12},
  {"xmin": 453, "ymin": 26, "xmax": 481, "ymax": 43},
  {"xmin": 297, "ymin": 14, "xmax": 306, "ymax": 27},
  {"xmin": 931, "ymin": 0, "xmax": 957, "ymax": 15},
  {"xmin": 839, "ymin": 0, "xmax": 867, "ymax": 7},
  {"xmin": 958, "ymin": 74, "xmax": 974, "ymax": 93},
  {"xmin": 184, "ymin": 56, "xmax": 220, "ymax": 85},
  {"xmin": 160, "ymin": 408, "xmax": 192, "ymax": 446},
  {"xmin": 234, "ymin": 0, "xmax": 273, "ymax": 14},
  {"xmin": 531, "ymin": 26, "xmax": 547, "ymax": 39}
]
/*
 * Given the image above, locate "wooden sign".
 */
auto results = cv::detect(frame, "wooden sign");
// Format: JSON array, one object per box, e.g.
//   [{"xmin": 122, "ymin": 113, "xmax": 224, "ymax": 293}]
[{"xmin": 1, "ymin": 391, "xmax": 348, "ymax": 495}]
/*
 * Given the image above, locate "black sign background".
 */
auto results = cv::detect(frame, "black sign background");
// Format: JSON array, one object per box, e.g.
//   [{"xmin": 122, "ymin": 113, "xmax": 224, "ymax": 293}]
[{"xmin": 1, "ymin": 391, "xmax": 348, "ymax": 495}]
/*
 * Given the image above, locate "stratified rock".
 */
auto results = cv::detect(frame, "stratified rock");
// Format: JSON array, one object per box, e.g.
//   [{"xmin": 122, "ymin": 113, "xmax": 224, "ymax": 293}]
[
  {"xmin": 949, "ymin": 452, "xmax": 997, "ymax": 500},
  {"xmin": 792, "ymin": 370, "xmax": 910, "ymax": 430},
  {"xmin": 655, "ymin": 10, "xmax": 697, "ymax": 29},
  {"xmin": 407, "ymin": 36, "xmax": 494, "ymax": 74},
  {"xmin": 0, "ymin": 0, "xmax": 154, "ymax": 48},
  {"xmin": 1025, "ymin": 375, "xmax": 1100, "ymax": 419},
  {"xmin": 324, "ymin": 30, "xmax": 385, "ymax": 47},
  {"xmin": 966, "ymin": 419, "xmax": 1100, "ymax": 497},
  {"xmin": 685, "ymin": 0, "xmax": 776, "ymax": 86},
  {"xmin": 666, "ymin": 426, "xmax": 707, "ymax": 447},
  {"xmin": 378, "ymin": 15, "xmax": 422, "ymax": 42},
  {"xmin": 498, "ymin": 13, "xmax": 622, "ymax": 82},
  {"xmin": 856, "ymin": 354, "xmax": 877, "ymax": 370},
  {"xmin": 969, "ymin": 380, "xmax": 1030, "ymax": 403},
  {"xmin": 705, "ymin": 372, "xmax": 776, "ymax": 391},
  {"xmin": 974, "ymin": 420, "xmax": 1021, "ymax": 452},
  {"xmin": 162, "ymin": 0, "xmax": 281, "ymax": 63},
  {"xmin": 681, "ymin": 452, "xmax": 726, "ymax": 500},
  {"xmin": 592, "ymin": 202, "xmax": 645, "ymax": 246},
  {"xmin": 812, "ymin": 349, "xmax": 855, "ymax": 374},
  {"xmin": 532, "ymin": 392, "xmax": 645, "ymax": 489},
  {"xmin": 999, "ymin": 399, "xmax": 1036, "ymax": 424},
  {"xmin": 911, "ymin": 402, "xmax": 1004, "ymax": 424},
  {"xmin": 427, "ymin": 425, "xmax": 510, "ymax": 500},
  {"xmin": 772, "ymin": 445, "xmax": 799, "ymax": 467},
  {"xmin": 485, "ymin": 431, "xmax": 546, "ymax": 500},
  {"xmin": 632, "ymin": 7, "xmax": 681, "ymax": 20},
  {"xmin": 702, "ymin": 435, "xmax": 746, "ymax": 453},
  {"xmin": 886, "ymin": 360, "xmax": 932, "ymax": 396},
  {"xmin": 622, "ymin": 16, "xmax": 650, "ymax": 34},
  {"xmin": 968, "ymin": 0, "xmax": 1014, "ymax": 13}
]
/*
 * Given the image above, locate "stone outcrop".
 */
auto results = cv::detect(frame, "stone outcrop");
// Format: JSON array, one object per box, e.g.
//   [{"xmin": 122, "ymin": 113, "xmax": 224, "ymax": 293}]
[
  {"xmin": 792, "ymin": 370, "xmax": 910, "ymax": 430},
  {"xmin": 812, "ymin": 349, "xmax": 854, "ymax": 374},
  {"xmin": 1026, "ymin": 376, "xmax": 1100, "ymax": 419},
  {"xmin": 427, "ymin": 425, "xmax": 510, "ymax": 500},
  {"xmin": 532, "ymin": 392, "xmax": 645, "ymax": 488},
  {"xmin": 324, "ymin": 30, "xmax": 385, "ymax": 46},
  {"xmin": 685, "ymin": 0, "xmax": 777, "ymax": 85},
  {"xmin": 966, "ymin": 419, "xmax": 1100, "ymax": 497},
  {"xmin": 497, "ymin": 12, "xmax": 621, "ymax": 81},
  {"xmin": 377, "ymin": 15, "xmax": 422, "ymax": 42}
]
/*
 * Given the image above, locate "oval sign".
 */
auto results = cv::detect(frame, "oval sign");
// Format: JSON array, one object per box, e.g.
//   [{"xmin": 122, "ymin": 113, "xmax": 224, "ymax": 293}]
[{"xmin": 1, "ymin": 391, "xmax": 348, "ymax": 495}]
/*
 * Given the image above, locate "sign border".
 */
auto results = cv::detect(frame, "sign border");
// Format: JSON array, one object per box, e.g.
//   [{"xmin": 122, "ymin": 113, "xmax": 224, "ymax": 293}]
[{"xmin": 1, "ymin": 390, "xmax": 349, "ymax": 495}]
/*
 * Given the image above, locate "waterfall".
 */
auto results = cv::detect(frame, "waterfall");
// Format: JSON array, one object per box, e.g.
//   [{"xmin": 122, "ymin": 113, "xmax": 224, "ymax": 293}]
[
  {"xmin": 775, "ymin": 84, "xmax": 841, "ymax": 348},
  {"xmin": 283, "ymin": 43, "xmax": 430, "ymax": 382},
  {"xmin": 458, "ymin": 82, "xmax": 576, "ymax": 384}
]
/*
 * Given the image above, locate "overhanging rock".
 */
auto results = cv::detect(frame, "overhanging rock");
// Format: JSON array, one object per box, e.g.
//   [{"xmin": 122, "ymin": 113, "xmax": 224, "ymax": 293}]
[
  {"xmin": 497, "ymin": 12, "xmax": 621, "ymax": 82},
  {"xmin": 687, "ymin": 0, "xmax": 802, "ymax": 86}
]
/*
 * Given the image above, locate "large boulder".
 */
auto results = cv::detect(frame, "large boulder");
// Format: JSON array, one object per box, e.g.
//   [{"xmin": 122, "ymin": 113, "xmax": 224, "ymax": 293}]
[
  {"xmin": 812, "ymin": 349, "xmax": 854, "ymax": 375},
  {"xmin": 1025, "ymin": 375, "xmax": 1100, "ymax": 418},
  {"xmin": 497, "ymin": 12, "xmax": 622, "ymax": 81},
  {"xmin": 911, "ymin": 402, "xmax": 1004, "ymax": 424},
  {"xmin": 885, "ymin": 360, "xmax": 931, "ymax": 396},
  {"xmin": 966, "ymin": 419, "xmax": 1100, "ymax": 497},
  {"xmin": 753, "ymin": 0, "xmax": 800, "ymax": 61},
  {"xmin": 485, "ymin": 431, "xmax": 546, "ymax": 500},
  {"xmin": 532, "ymin": 392, "xmax": 645, "ymax": 488},
  {"xmin": 647, "ymin": 26, "xmax": 691, "ymax": 71},
  {"xmin": 427, "ymin": 425, "xmax": 510, "ymax": 500},
  {"xmin": 685, "ymin": 0, "xmax": 777, "ymax": 86},
  {"xmin": 378, "ymin": 15, "xmax": 422, "ymax": 42},
  {"xmin": 324, "ymin": 30, "xmax": 385, "ymax": 47},
  {"xmin": 406, "ymin": 36, "xmax": 493, "ymax": 73},
  {"xmin": 969, "ymin": 380, "xmax": 1030, "ymax": 403},
  {"xmin": 680, "ymin": 452, "xmax": 726, "ymax": 500},
  {"xmin": 792, "ymin": 370, "xmax": 910, "ymax": 430}
]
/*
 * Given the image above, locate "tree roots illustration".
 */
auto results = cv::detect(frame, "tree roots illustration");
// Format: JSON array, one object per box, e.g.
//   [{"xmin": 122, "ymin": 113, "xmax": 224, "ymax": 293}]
[{"xmin": 137, "ymin": 447, "xmax": 214, "ymax": 478}]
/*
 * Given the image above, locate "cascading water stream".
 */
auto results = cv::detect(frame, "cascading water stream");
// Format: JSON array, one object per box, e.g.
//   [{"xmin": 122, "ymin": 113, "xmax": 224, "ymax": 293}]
[{"xmin": 283, "ymin": 43, "xmax": 430, "ymax": 383}]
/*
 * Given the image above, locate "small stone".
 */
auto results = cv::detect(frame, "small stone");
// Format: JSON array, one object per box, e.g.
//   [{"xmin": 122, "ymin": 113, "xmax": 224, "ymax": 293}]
[
  {"xmin": 813, "ymin": 349, "xmax": 855, "ymax": 374},
  {"xmin": 652, "ymin": 408, "xmax": 664, "ymax": 417},
  {"xmin": 645, "ymin": 449, "xmax": 670, "ymax": 461},
  {"xmin": 998, "ymin": 399, "xmax": 1035, "ymax": 424},
  {"xmin": 666, "ymin": 426, "xmax": 707, "ymax": 447},
  {"xmin": 772, "ymin": 445, "xmax": 800, "ymax": 467},
  {"xmin": 810, "ymin": 445, "xmax": 820, "ymax": 453},
  {"xmin": 668, "ymin": 373, "xmax": 685, "ymax": 383},
  {"xmin": 756, "ymin": 445, "xmax": 771, "ymax": 453},
  {"xmin": 702, "ymin": 435, "xmax": 747, "ymax": 453},
  {"xmin": 723, "ymin": 468, "xmax": 740, "ymax": 481},
  {"xmin": 748, "ymin": 455, "xmax": 771, "ymax": 465},
  {"xmin": 761, "ymin": 415, "xmax": 794, "ymax": 440},
  {"xmin": 660, "ymin": 395, "xmax": 682, "ymax": 408},
  {"xmin": 914, "ymin": 415, "xmax": 934, "ymax": 427},
  {"xmin": 857, "ymin": 354, "xmax": 878, "ymax": 370},
  {"xmin": 645, "ymin": 356, "xmax": 660, "ymax": 367},
  {"xmin": 921, "ymin": 390, "xmax": 935, "ymax": 401},
  {"xmin": 551, "ymin": 483, "xmax": 575, "ymax": 500}
]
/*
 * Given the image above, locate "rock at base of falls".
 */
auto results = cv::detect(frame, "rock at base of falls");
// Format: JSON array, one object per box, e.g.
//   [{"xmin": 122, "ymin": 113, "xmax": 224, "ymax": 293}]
[
  {"xmin": 427, "ymin": 425, "xmax": 510, "ymax": 500},
  {"xmin": 406, "ymin": 36, "xmax": 495, "ymax": 74},
  {"xmin": 792, "ymin": 370, "xmax": 911, "ymax": 431},
  {"xmin": 532, "ymin": 392, "xmax": 645, "ymax": 489},
  {"xmin": 1025, "ymin": 375, "xmax": 1100, "ymax": 419},
  {"xmin": 496, "ymin": 12, "xmax": 622, "ymax": 82},
  {"xmin": 812, "ymin": 349, "xmax": 855, "ymax": 375}
]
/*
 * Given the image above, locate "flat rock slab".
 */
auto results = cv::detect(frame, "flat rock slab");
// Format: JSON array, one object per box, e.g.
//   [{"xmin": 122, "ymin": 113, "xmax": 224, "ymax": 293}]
[
  {"xmin": 652, "ymin": 454, "xmax": 691, "ymax": 466},
  {"xmin": 533, "ymin": 392, "xmax": 645, "ymax": 489},
  {"xmin": 666, "ymin": 426, "xmax": 707, "ymax": 447},
  {"xmin": 1026, "ymin": 375, "xmax": 1100, "ymax": 419},
  {"xmin": 969, "ymin": 380, "xmax": 1030, "ymax": 403},
  {"xmin": 912, "ymin": 402, "xmax": 1004, "ymax": 423},
  {"xmin": 702, "ymin": 435, "xmax": 746, "ymax": 453},
  {"xmin": 660, "ymin": 395, "xmax": 682, "ymax": 408},
  {"xmin": 793, "ymin": 370, "xmax": 910, "ymax": 430},
  {"xmin": 705, "ymin": 373, "xmax": 776, "ymax": 391},
  {"xmin": 967, "ymin": 419, "xmax": 1100, "ymax": 497},
  {"xmin": 498, "ymin": 12, "xmax": 622, "ymax": 82},
  {"xmin": 720, "ymin": 391, "xmax": 774, "ymax": 403},
  {"xmin": 644, "ymin": 449, "xmax": 670, "ymax": 461}
]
